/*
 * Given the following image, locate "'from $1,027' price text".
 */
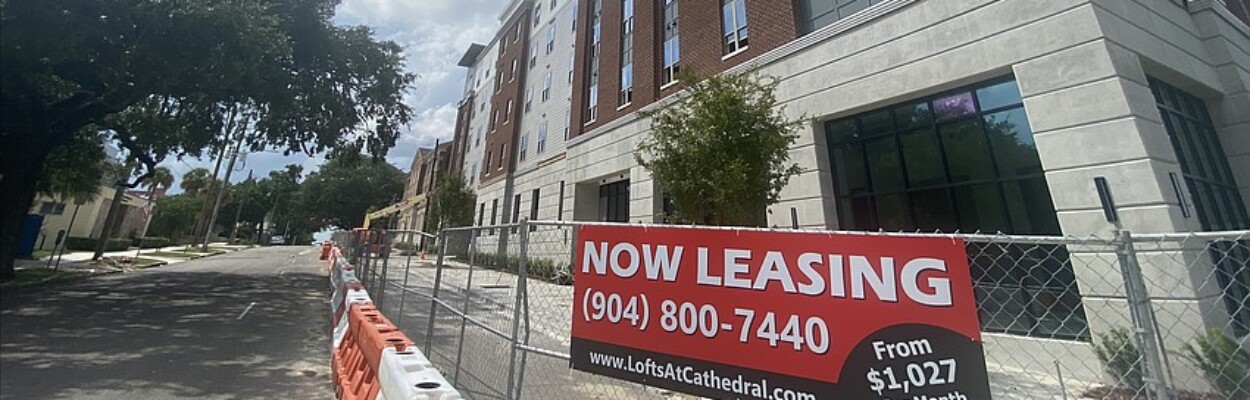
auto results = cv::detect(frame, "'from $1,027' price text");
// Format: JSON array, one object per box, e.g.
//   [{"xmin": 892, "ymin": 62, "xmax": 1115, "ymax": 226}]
[{"xmin": 581, "ymin": 287, "xmax": 832, "ymax": 355}]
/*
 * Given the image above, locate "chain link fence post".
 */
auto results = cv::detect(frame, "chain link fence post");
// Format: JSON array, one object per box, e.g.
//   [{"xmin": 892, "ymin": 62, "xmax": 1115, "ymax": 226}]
[
  {"xmin": 506, "ymin": 220, "xmax": 530, "ymax": 400},
  {"xmin": 377, "ymin": 230, "xmax": 391, "ymax": 309},
  {"xmin": 1116, "ymin": 229, "xmax": 1174, "ymax": 399},
  {"xmin": 425, "ymin": 229, "xmax": 449, "ymax": 353},
  {"xmin": 395, "ymin": 231, "xmax": 415, "ymax": 327},
  {"xmin": 452, "ymin": 227, "xmax": 480, "ymax": 387}
]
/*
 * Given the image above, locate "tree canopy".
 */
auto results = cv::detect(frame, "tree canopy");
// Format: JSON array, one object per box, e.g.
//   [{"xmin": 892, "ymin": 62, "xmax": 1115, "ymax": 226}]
[
  {"xmin": 297, "ymin": 154, "xmax": 405, "ymax": 230},
  {"xmin": 636, "ymin": 72, "xmax": 803, "ymax": 226},
  {"xmin": 0, "ymin": 0, "xmax": 415, "ymax": 278}
]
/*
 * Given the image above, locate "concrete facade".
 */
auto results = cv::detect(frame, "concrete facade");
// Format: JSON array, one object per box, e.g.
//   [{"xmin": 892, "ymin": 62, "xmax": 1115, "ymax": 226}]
[{"xmin": 28, "ymin": 186, "xmax": 148, "ymax": 250}]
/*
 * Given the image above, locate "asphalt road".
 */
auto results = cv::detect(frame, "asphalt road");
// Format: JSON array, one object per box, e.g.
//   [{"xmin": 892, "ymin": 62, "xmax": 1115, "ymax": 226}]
[{"xmin": 0, "ymin": 246, "xmax": 331, "ymax": 400}]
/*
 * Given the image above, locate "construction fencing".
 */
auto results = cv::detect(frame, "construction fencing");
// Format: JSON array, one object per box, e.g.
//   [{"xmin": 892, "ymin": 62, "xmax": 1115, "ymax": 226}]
[{"xmin": 340, "ymin": 221, "xmax": 1250, "ymax": 400}]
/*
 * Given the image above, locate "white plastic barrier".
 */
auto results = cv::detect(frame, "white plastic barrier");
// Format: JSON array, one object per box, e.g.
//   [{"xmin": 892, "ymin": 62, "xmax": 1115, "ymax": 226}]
[
  {"xmin": 333, "ymin": 284, "xmax": 372, "ymax": 348},
  {"xmin": 328, "ymin": 243, "xmax": 463, "ymax": 400},
  {"xmin": 376, "ymin": 347, "xmax": 464, "ymax": 400}
]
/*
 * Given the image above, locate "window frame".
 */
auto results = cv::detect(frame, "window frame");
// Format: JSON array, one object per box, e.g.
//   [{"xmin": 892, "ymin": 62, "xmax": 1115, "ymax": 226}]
[{"xmin": 720, "ymin": 0, "xmax": 748, "ymax": 55}]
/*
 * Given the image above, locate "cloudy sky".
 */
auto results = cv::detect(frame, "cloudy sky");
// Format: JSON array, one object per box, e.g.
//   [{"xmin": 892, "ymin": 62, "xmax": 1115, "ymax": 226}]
[{"xmin": 160, "ymin": 0, "xmax": 506, "ymax": 193}]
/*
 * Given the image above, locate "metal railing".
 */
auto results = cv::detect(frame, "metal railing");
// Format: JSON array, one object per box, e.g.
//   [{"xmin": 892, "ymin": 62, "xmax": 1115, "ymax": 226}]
[{"xmin": 343, "ymin": 221, "xmax": 1250, "ymax": 400}]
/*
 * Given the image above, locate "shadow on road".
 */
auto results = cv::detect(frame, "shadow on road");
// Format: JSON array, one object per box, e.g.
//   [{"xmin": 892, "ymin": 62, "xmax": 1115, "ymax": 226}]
[{"xmin": 0, "ymin": 267, "xmax": 331, "ymax": 399}]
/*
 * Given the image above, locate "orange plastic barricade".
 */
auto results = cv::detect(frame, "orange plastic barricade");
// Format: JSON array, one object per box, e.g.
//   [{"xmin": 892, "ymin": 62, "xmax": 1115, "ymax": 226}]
[
  {"xmin": 320, "ymin": 241, "xmax": 333, "ymax": 260},
  {"xmin": 332, "ymin": 303, "xmax": 411, "ymax": 400}
]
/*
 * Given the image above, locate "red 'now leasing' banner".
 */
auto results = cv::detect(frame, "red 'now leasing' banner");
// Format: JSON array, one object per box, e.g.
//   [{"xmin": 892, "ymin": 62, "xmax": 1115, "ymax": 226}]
[{"xmin": 569, "ymin": 225, "xmax": 991, "ymax": 400}]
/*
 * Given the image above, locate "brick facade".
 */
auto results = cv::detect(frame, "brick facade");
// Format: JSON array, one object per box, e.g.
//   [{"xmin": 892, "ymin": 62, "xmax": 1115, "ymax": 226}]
[
  {"xmin": 569, "ymin": 0, "xmax": 798, "ymax": 138},
  {"xmin": 450, "ymin": 94, "xmax": 474, "ymax": 175},
  {"xmin": 482, "ymin": 8, "xmax": 534, "ymax": 186}
]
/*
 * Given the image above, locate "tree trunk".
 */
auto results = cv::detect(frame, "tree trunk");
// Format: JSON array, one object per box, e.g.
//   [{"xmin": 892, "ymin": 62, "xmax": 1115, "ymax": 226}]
[
  {"xmin": 0, "ymin": 165, "xmax": 43, "ymax": 280},
  {"xmin": 0, "ymin": 121, "xmax": 62, "ymax": 280},
  {"xmin": 92, "ymin": 183, "xmax": 128, "ymax": 260}
]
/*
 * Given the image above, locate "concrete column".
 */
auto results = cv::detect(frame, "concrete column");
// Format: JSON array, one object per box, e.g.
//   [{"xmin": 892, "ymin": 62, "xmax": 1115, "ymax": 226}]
[{"xmin": 1016, "ymin": 39, "xmax": 1233, "ymax": 391}]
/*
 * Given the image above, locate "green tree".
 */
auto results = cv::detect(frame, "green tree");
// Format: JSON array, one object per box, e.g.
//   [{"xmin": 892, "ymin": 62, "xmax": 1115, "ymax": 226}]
[
  {"xmin": 298, "ymin": 154, "xmax": 405, "ymax": 230},
  {"xmin": 427, "ymin": 174, "xmax": 478, "ymax": 229},
  {"xmin": 145, "ymin": 167, "xmax": 174, "ymax": 193},
  {"xmin": 635, "ymin": 72, "xmax": 803, "ymax": 226},
  {"xmin": 36, "ymin": 128, "xmax": 108, "ymax": 200},
  {"xmin": 180, "ymin": 168, "xmax": 214, "ymax": 197},
  {"xmin": 0, "ymin": 0, "xmax": 414, "ymax": 279},
  {"xmin": 147, "ymin": 194, "xmax": 204, "ymax": 240}
]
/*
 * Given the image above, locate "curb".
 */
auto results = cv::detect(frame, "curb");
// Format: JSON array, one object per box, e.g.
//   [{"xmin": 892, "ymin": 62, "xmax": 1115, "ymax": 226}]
[
  {"xmin": 0, "ymin": 269, "xmax": 124, "ymax": 290},
  {"xmin": 1, "ymin": 247, "xmax": 244, "ymax": 290}
]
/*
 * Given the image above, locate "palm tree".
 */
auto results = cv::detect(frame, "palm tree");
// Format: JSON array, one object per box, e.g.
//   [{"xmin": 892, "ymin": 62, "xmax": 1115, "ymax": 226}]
[
  {"xmin": 145, "ymin": 166, "xmax": 174, "ymax": 193},
  {"xmin": 180, "ymin": 168, "xmax": 212, "ymax": 196}
]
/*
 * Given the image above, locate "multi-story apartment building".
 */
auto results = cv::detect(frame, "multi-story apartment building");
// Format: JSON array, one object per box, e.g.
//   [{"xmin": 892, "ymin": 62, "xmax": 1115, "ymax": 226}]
[
  {"xmin": 397, "ymin": 142, "xmax": 453, "ymax": 232},
  {"xmin": 455, "ymin": 0, "xmax": 581, "ymax": 234},
  {"xmin": 445, "ymin": 0, "xmax": 1250, "ymax": 390}
]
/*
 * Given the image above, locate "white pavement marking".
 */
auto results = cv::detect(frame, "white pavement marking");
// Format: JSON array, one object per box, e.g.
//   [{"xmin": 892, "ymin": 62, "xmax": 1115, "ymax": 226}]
[{"xmin": 236, "ymin": 302, "xmax": 256, "ymax": 320}]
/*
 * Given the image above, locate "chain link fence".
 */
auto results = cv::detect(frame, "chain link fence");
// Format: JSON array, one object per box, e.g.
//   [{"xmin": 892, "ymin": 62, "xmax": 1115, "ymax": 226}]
[{"xmin": 342, "ymin": 222, "xmax": 1250, "ymax": 400}]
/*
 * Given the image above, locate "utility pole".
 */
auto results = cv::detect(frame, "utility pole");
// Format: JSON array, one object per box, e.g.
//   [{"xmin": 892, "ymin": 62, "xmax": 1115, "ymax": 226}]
[
  {"xmin": 229, "ymin": 169, "xmax": 253, "ymax": 245},
  {"xmin": 202, "ymin": 126, "xmax": 246, "ymax": 251},
  {"xmin": 93, "ymin": 159, "xmax": 135, "ymax": 260},
  {"xmin": 192, "ymin": 140, "xmax": 229, "ymax": 243}
]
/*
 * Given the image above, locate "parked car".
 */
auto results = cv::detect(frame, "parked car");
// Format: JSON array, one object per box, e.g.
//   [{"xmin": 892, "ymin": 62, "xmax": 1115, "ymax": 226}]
[{"xmin": 269, "ymin": 235, "xmax": 286, "ymax": 245}]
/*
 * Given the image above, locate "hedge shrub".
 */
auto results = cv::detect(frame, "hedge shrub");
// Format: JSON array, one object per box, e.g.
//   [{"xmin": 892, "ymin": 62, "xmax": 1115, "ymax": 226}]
[
  {"xmin": 64, "ymin": 237, "xmax": 131, "ymax": 252},
  {"xmin": 136, "ymin": 237, "xmax": 171, "ymax": 249}
]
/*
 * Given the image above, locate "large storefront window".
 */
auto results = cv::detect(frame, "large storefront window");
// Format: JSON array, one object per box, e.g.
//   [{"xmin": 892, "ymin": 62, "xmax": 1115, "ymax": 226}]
[
  {"xmin": 1149, "ymin": 77, "xmax": 1250, "ymax": 334},
  {"xmin": 826, "ymin": 76, "xmax": 1089, "ymax": 340}
]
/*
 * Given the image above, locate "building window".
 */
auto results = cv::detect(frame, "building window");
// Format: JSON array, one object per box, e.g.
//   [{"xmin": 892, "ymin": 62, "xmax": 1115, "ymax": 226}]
[
  {"xmin": 586, "ymin": 0, "xmax": 601, "ymax": 122},
  {"xmin": 511, "ymin": 193, "xmax": 523, "ymax": 233},
  {"xmin": 494, "ymin": 75, "xmax": 501, "ymax": 92},
  {"xmin": 490, "ymin": 199, "xmax": 499, "ymax": 234},
  {"xmin": 721, "ymin": 0, "xmax": 748, "ymax": 55},
  {"xmin": 470, "ymin": 163, "xmax": 478, "ymax": 185},
  {"xmin": 505, "ymin": 99, "xmax": 513, "ymax": 122},
  {"xmin": 619, "ymin": 0, "xmax": 634, "ymax": 106},
  {"xmin": 599, "ymin": 180, "xmax": 630, "ymax": 222},
  {"xmin": 568, "ymin": 53, "xmax": 576, "ymax": 84},
  {"xmin": 588, "ymin": 84, "xmax": 599, "ymax": 122},
  {"xmin": 1149, "ymin": 77, "xmax": 1250, "ymax": 334},
  {"xmin": 475, "ymin": 126, "xmax": 482, "ymax": 147},
  {"xmin": 485, "ymin": 150, "xmax": 492, "ymax": 170},
  {"xmin": 572, "ymin": 2, "xmax": 578, "ymax": 32},
  {"xmin": 661, "ymin": 0, "xmax": 680, "ymax": 86},
  {"xmin": 39, "ymin": 202, "xmax": 66, "ymax": 215},
  {"xmin": 534, "ymin": 3, "xmax": 542, "ymax": 26},
  {"xmin": 520, "ymin": 132, "xmax": 529, "ymax": 162},
  {"xmin": 510, "ymin": 59, "xmax": 518, "ymax": 81},
  {"xmin": 499, "ymin": 143, "xmax": 506, "ymax": 169},
  {"xmin": 546, "ymin": 25, "xmax": 556, "ymax": 54},
  {"xmin": 490, "ymin": 109, "xmax": 499, "ymax": 131},
  {"xmin": 825, "ymin": 76, "xmax": 1088, "ymax": 340},
  {"xmin": 542, "ymin": 72, "xmax": 552, "ymax": 101},
  {"xmin": 530, "ymin": 188, "xmax": 541, "ymax": 229},
  {"xmin": 796, "ymin": 0, "xmax": 880, "ymax": 35},
  {"xmin": 551, "ymin": 0, "xmax": 558, "ymax": 9},
  {"xmin": 525, "ymin": 87, "xmax": 533, "ymax": 112},
  {"xmin": 514, "ymin": 23, "xmax": 521, "ymax": 42},
  {"xmin": 530, "ymin": 43, "xmax": 538, "ymax": 68},
  {"xmin": 563, "ymin": 110, "xmax": 571, "ymax": 140},
  {"xmin": 558, "ymin": 181, "xmax": 566, "ymax": 220},
  {"xmin": 478, "ymin": 202, "xmax": 486, "ymax": 226},
  {"xmin": 537, "ymin": 120, "xmax": 549, "ymax": 154},
  {"xmin": 1149, "ymin": 78, "xmax": 1250, "ymax": 231}
]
